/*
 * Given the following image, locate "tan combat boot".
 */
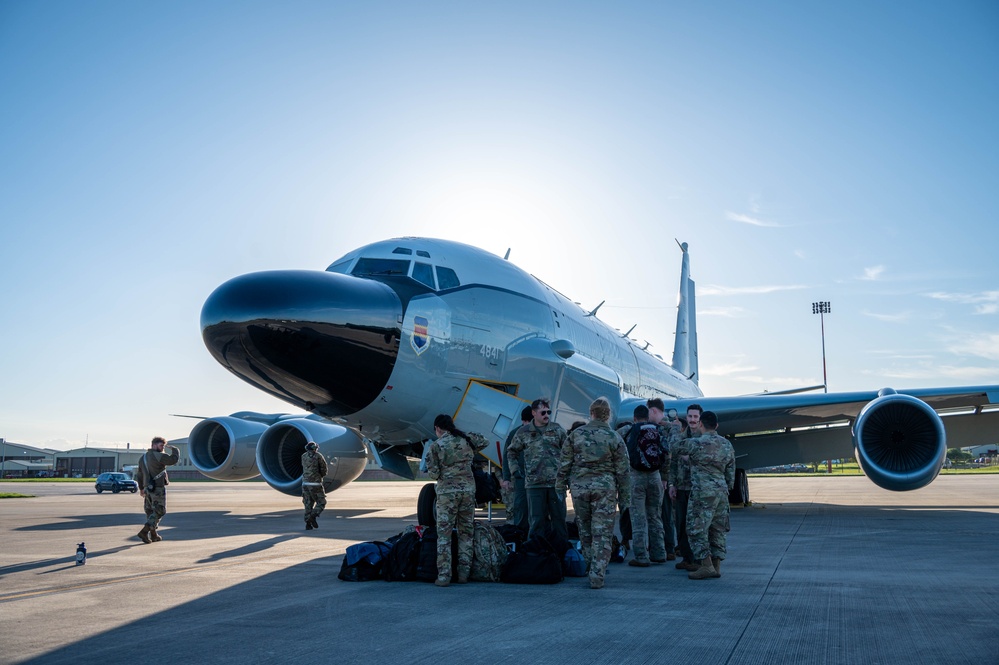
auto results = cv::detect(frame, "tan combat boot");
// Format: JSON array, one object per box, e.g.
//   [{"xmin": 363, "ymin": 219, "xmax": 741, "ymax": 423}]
[
  {"xmin": 149, "ymin": 528, "xmax": 162, "ymax": 542},
  {"xmin": 137, "ymin": 526, "xmax": 151, "ymax": 544},
  {"xmin": 688, "ymin": 557, "xmax": 717, "ymax": 580},
  {"xmin": 711, "ymin": 557, "xmax": 721, "ymax": 577}
]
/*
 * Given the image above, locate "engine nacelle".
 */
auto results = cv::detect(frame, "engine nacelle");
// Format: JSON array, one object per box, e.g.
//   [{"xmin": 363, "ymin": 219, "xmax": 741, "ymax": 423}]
[
  {"xmin": 189, "ymin": 416, "xmax": 267, "ymax": 481},
  {"xmin": 853, "ymin": 389, "xmax": 946, "ymax": 491},
  {"xmin": 256, "ymin": 418, "xmax": 368, "ymax": 497}
]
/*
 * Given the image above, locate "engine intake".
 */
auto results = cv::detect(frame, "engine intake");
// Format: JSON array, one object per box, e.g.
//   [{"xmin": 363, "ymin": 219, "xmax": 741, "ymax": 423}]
[
  {"xmin": 188, "ymin": 416, "xmax": 266, "ymax": 481},
  {"xmin": 256, "ymin": 418, "xmax": 368, "ymax": 496},
  {"xmin": 853, "ymin": 390, "xmax": 946, "ymax": 491}
]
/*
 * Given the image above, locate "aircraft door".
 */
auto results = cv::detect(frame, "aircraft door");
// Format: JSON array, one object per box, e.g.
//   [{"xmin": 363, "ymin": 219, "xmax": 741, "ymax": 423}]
[{"xmin": 453, "ymin": 381, "xmax": 530, "ymax": 467}]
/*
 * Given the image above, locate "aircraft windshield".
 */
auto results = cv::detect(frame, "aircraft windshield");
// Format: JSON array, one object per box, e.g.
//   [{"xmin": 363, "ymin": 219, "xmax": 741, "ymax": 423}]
[{"xmin": 352, "ymin": 258, "xmax": 410, "ymax": 277}]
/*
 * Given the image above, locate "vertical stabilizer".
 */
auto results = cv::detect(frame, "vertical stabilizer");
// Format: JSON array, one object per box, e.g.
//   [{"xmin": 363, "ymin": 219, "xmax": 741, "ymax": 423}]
[{"xmin": 671, "ymin": 241, "xmax": 699, "ymax": 384}]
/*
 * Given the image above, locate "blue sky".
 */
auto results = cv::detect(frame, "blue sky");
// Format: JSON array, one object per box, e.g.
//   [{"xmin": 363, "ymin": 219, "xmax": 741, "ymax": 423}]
[{"xmin": 2, "ymin": 2, "xmax": 997, "ymax": 450}]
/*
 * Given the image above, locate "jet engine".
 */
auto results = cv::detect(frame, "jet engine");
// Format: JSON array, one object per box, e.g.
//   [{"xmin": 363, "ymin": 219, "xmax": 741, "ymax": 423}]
[
  {"xmin": 256, "ymin": 418, "xmax": 368, "ymax": 496},
  {"xmin": 189, "ymin": 416, "xmax": 267, "ymax": 481},
  {"xmin": 853, "ymin": 389, "xmax": 947, "ymax": 491}
]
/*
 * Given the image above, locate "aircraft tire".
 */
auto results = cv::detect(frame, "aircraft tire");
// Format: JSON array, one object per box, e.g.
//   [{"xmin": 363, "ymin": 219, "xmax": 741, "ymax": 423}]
[
  {"xmin": 729, "ymin": 469, "xmax": 749, "ymax": 505},
  {"xmin": 417, "ymin": 483, "xmax": 437, "ymax": 526}
]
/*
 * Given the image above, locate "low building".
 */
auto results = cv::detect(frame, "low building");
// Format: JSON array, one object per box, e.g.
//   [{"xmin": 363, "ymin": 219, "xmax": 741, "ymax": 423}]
[{"xmin": 53, "ymin": 439, "xmax": 192, "ymax": 478}]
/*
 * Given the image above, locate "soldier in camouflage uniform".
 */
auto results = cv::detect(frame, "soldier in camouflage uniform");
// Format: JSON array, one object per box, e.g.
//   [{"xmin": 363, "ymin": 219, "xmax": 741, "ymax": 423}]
[
  {"xmin": 648, "ymin": 398, "xmax": 680, "ymax": 560},
  {"xmin": 668, "ymin": 403, "xmax": 703, "ymax": 571},
  {"xmin": 685, "ymin": 410, "xmax": 735, "ymax": 580},
  {"xmin": 500, "ymin": 406, "xmax": 533, "ymax": 532},
  {"xmin": 616, "ymin": 404, "xmax": 668, "ymax": 567},
  {"xmin": 507, "ymin": 398, "xmax": 569, "ymax": 544},
  {"xmin": 556, "ymin": 397, "xmax": 631, "ymax": 589},
  {"xmin": 301, "ymin": 441, "xmax": 329, "ymax": 530},
  {"xmin": 426, "ymin": 414, "xmax": 488, "ymax": 587},
  {"xmin": 136, "ymin": 436, "xmax": 179, "ymax": 544}
]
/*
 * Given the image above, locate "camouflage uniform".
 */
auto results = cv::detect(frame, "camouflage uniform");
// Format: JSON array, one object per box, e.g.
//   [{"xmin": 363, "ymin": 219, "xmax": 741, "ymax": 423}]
[
  {"xmin": 426, "ymin": 431, "xmax": 488, "ymax": 584},
  {"xmin": 556, "ymin": 420, "xmax": 631, "ymax": 588},
  {"xmin": 501, "ymin": 424, "xmax": 528, "ymax": 532},
  {"xmin": 507, "ymin": 421, "xmax": 569, "ymax": 543},
  {"xmin": 617, "ymin": 422, "xmax": 668, "ymax": 564},
  {"xmin": 657, "ymin": 420, "xmax": 681, "ymax": 555},
  {"xmin": 687, "ymin": 431, "xmax": 736, "ymax": 562},
  {"xmin": 301, "ymin": 449, "xmax": 329, "ymax": 526},
  {"xmin": 668, "ymin": 425, "xmax": 696, "ymax": 563},
  {"xmin": 137, "ymin": 445, "xmax": 179, "ymax": 530}
]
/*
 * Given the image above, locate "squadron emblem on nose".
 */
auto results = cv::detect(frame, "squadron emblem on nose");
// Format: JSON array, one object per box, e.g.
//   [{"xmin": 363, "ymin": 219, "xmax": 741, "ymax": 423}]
[{"xmin": 411, "ymin": 315, "xmax": 430, "ymax": 355}]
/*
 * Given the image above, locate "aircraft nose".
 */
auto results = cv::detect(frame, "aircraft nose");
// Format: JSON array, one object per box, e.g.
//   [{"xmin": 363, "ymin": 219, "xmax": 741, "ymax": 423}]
[{"xmin": 201, "ymin": 270, "xmax": 402, "ymax": 416}]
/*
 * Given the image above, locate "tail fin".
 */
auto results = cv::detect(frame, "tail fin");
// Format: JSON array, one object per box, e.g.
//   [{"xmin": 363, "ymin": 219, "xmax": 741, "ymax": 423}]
[{"xmin": 671, "ymin": 241, "xmax": 698, "ymax": 384}]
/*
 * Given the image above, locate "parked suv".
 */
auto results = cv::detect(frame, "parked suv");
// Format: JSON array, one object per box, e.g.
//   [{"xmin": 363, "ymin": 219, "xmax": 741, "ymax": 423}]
[{"xmin": 95, "ymin": 472, "xmax": 138, "ymax": 494}]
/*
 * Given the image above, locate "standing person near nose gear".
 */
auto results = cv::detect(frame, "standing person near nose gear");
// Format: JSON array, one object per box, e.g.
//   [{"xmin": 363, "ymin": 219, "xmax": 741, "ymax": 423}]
[
  {"xmin": 301, "ymin": 441, "xmax": 328, "ymax": 531},
  {"xmin": 136, "ymin": 436, "xmax": 179, "ymax": 544}
]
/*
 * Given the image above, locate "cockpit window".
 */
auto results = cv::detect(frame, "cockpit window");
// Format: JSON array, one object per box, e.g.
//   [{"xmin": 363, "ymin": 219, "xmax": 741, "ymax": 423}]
[
  {"xmin": 436, "ymin": 266, "xmax": 460, "ymax": 290},
  {"xmin": 327, "ymin": 259, "xmax": 353, "ymax": 274},
  {"xmin": 412, "ymin": 262, "xmax": 436, "ymax": 289},
  {"xmin": 392, "ymin": 247, "xmax": 413, "ymax": 255},
  {"xmin": 352, "ymin": 258, "xmax": 410, "ymax": 277},
  {"xmin": 417, "ymin": 250, "xmax": 430, "ymax": 258}
]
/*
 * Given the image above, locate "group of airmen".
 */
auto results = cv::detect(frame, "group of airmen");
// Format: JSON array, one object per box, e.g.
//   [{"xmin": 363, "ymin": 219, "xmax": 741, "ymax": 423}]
[
  {"xmin": 500, "ymin": 397, "xmax": 736, "ymax": 589},
  {"xmin": 130, "ymin": 397, "xmax": 735, "ymax": 593}
]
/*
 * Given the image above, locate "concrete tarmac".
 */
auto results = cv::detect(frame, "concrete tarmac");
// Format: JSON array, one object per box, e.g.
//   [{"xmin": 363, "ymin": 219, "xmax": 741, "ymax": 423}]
[{"xmin": 1, "ymin": 476, "xmax": 997, "ymax": 665}]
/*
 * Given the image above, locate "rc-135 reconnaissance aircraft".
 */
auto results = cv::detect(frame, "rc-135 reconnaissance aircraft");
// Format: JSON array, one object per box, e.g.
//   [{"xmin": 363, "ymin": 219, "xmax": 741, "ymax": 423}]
[{"xmin": 189, "ymin": 237, "xmax": 999, "ymax": 521}]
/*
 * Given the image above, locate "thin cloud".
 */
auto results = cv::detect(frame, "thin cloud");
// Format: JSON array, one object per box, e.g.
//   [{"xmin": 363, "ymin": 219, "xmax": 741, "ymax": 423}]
[
  {"xmin": 862, "ymin": 309, "xmax": 912, "ymax": 323},
  {"xmin": 861, "ymin": 265, "xmax": 886, "ymax": 281},
  {"xmin": 699, "ymin": 306, "xmax": 748, "ymax": 318},
  {"xmin": 947, "ymin": 332, "xmax": 999, "ymax": 361},
  {"xmin": 926, "ymin": 290, "xmax": 999, "ymax": 315},
  {"xmin": 699, "ymin": 284, "xmax": 807, "ymax": 296},
  {"xmin": 864, "ymin": 365, "xmax": 999, "ymax": 381},
  {"xmin": 793, "ymin": 249, "xmax": 807, "ymax": 260},
  {"xmin": 701, "ymin": 361, "xmax": 759, "ymax": 377},
  {"xmin": 725, "ymin": 211, "xmax": 782, "ymax": 227}
]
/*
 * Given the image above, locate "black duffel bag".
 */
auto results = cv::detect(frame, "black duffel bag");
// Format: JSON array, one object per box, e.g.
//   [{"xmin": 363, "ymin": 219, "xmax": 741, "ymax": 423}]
[{"xmin": 500, "ymin": 535, "xmax": 564, "ymax": 584}]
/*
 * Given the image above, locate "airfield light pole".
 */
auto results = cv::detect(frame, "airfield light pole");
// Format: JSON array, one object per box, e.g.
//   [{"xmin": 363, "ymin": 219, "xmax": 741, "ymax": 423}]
[
  {"xmin": 1, "ymin": 438, "xmax": 5, "ymax": 478},
  {"xmin": 812, "ymin": 301, "xmax": 831, "ymax": 393}
]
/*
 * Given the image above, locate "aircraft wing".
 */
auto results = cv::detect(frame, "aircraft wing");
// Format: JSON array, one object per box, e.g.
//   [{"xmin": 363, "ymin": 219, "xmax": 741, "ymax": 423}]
[{"xmin": 662, "ymin": 384, "xmax": 999, "ymax": 491}]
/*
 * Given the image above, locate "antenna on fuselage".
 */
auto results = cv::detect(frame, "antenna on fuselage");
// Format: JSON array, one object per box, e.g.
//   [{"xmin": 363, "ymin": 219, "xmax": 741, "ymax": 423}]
[
  {"xmin": 621, "ymin": 324, "xmax": 637, "ymax": 338},
  {"xmin": 585, "ymin": 300, "xmax": 605, "ymax": 317},
  {"xmin": 503, "ymin": 248, "xmax": 511, "ymax": 260}
]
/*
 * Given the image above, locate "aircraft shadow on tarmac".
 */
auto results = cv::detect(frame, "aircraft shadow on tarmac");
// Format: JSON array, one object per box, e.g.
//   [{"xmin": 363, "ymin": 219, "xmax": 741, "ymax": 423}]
[
  {"xmin": 15, "ymin": 505, "xmax": 999, "ymax": 665},
  {"xmin": 4, "ymin": 507, "xmax": 414, "ymax": 578}
]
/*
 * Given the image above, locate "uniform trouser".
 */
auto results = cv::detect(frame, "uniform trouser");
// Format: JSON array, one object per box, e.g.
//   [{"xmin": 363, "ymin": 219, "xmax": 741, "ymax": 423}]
[
  {"xmin": 526, "ymin": 487, "xmax": 568, "ymax": 544},
  {"xmin": 302, "ymin": 486, "xmax": 327, "ymax": 521},
  {"xmin": 675, "ymin": 489, "xmax": 693, "ymax": 562},
  {"xmin": 572, "ymin": 489, "xmax": 617, "ymax": 584},
  {"xmin": 505, "ymin": 478, "xmax": 529, "ymax": 533},
  {"xmin": 143, "ymin": 486, "xmax": 167, "ymax": 529},
  {"xmin": 687, "ymin": 489, "xmax": 730, "ymax": 561},
  {"xmin": 436, "ymin": 491, "xmax": 475, "ymax": 582},
  {"xmin": 661, "ymin": 489, "xmax": 677, "ymax": 551},
  {"xmin": 629, "ymin": 469, "xmax": 666, "ymax": 562}
]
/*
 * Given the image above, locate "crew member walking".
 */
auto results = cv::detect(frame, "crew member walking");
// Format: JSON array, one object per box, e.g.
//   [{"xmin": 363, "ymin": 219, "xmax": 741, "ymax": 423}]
[
  {"xmin": 136, "ymin": 436, "xmax": 179, "ymax": 544},
  {"xmin": 301, "ymin": 441, "xmax": 328, "ymax": 530}
]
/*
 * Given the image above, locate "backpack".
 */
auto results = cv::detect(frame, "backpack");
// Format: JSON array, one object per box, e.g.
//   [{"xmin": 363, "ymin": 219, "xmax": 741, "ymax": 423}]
[
  {"xmin": 470, "ymin": 521, "xmax": 509, "ymax": 582},
  {"xmin": 383, "ymin": 529, "xmax": 423, "ymax": 582},
  {"xmin": 501, "ymin": 535, "xmax": 564, "ymax": 584},
  {"xmin": 627, "ymin": 423, "xmax": 665, "ymax": 472},
  {"xmin": 338, "ymin": 541, "xmax": 392, "ymax": 582},
  {"xmin": 563, "ymin": 546, "xmax": 587, "ymax": 577}
]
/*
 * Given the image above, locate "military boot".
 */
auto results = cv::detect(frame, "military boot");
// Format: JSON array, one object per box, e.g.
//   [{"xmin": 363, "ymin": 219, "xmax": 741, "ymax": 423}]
[
  {"xmin": 310, "ymin": 516, "xmax": 319, "ymax": 529},
  {"xmin": 711, "ymin": 557, "xmax": 722, "ymax": 578},
  {"xmin": 137, "ymin": 526, "xmax": 151, "ymax": 544},
  {"xmin": 305, "ymin": 518, "xmax": 313, "ymax": 530},
  {"xmin": 688, "ymin": 557, "xmax": 718, "ymax": 580},
  {"xmin": 149, "ymin": 528, "xmax": 162, "ymax": 542},
  {"xmin": 434, "ymin": 577, "xmax": 450, "ymax": 587}
]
